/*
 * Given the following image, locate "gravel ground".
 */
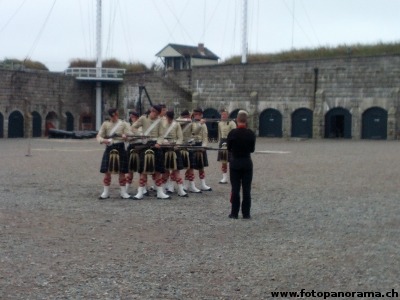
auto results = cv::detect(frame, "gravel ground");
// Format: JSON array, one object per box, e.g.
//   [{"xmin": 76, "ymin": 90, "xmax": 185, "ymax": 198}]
[{"xmin": 1, "ymin": 137, "xmax": 399, "ymax": 299}]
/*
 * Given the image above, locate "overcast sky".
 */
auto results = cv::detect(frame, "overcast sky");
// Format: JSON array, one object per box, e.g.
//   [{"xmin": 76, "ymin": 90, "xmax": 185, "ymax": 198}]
[{"xmin": 0, "ymin": 0, "xmax": 399, "ymax": 72}]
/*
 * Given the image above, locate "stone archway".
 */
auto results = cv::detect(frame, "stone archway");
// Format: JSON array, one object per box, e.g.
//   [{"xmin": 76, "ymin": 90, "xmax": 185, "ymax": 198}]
[
  {"xmin": 229, "ymin": 109, "xmax": 241, "ymax": 120},
  {"xmin": 291, "ymin": 108, "xmax": 313, "ymax": 138},
  {"xmin": 66, "ymin": 111, "xmax": 74, "ymax": 131},
  {"xmin": 203, "ymin": 108, "xmax": 220, "ymax": 141},
  {"xmin": 8, "ymin": 111, "xmax": 24, "ymax": 138},
  {"xmin": 361, "ymin": 107, "xmax": 387, "ymax": 140},
  {"xmin": 45, "ymin": 111, "xmax": 58, "ymax": 136},
  {"xmin": 0, "ymin": 112, "xmax": 3, "ymax": 138},
  {"xmin": 325, "ymin": 107, "xmax": 352, "ymax": 138},
  {"xmin": 80, "ymin": 113, "xmax": 93, "ymax": 130},
  {"xmin": 31, "ymin": 111, "xmax": 42, "ymax": 137},
  {"xmin": 259, "ymin": 108, "xmax": 282, "ymax": 137}
]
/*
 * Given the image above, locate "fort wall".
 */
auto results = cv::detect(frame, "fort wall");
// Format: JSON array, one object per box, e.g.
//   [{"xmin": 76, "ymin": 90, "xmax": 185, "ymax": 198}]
[{"xmin": 1, "ymin": 54, "xmax": 400, "ymax": 139}]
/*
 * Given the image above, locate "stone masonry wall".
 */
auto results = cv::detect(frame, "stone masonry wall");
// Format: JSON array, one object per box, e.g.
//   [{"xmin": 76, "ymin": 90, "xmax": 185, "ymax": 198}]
[
  {"xmin": 1, "ymin": 54, "xmax": 400, "ymax": 139},
  {"xmin": 0, "ymin": 70, "xmax": 94, "ymax": 137},
  {"xmin": 187, "ymin": 55, "xmax": 400, "ymax": 138},
  {"xmin": 122, "ymin": 70, "xmax": 192, "ymax": 116},
  {"xmin": 120, "ymin": 55, "xmax": 400, "ymax": 139}
]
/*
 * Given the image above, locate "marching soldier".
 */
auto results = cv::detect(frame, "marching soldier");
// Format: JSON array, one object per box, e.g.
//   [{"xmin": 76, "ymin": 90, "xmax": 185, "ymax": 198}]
[
  {"xmin": 158, "ymin": 104, "xmax": 171, "ymax": 192},
  {"xmin": 97, "ymin": 108, "xmax": 132, "ymax": 199},
  {"xmin": 139, "ymin": 104, "xmax": 167, "ymax": 193},
  {"xmin": 189, "ymin": 107, "xmax": 212, "ymax": 191},
  {"xmin": 128, "ymin": 110, "xmax": 140, "ymax": 126},
  {"xmin": 217, "ymin": 109, "xmax": 236, "ymax": 184},
  {"xmin": 159, "ymin": 110, "xmax": 188, "ymax": 197},
  {"xmin": 125, "ymin": 111, "xmax": 141, "ymax": 195},
  {"xmin": 177, "ymin": 110, "xmax": 202, "ymax": 193},
  {"xmin": 130, "ymin": 105, "xmax": 171, "ymax": 200}
]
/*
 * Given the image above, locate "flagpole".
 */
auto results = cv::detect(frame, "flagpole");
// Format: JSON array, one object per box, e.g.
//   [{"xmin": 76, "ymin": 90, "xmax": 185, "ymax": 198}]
[
  {"xmin": 241, "ymin": 0, "xmax": 248, "ymax": 64},
  {"xmin": 95, "ymin": 0, "xmax": 102, "ymax": 130}
]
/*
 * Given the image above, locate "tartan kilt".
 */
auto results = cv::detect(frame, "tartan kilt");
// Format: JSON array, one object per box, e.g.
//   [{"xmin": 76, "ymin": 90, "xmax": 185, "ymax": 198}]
[
  {"xmin": 137, "ymin": 147, "xmax": 165, "ymax": 174},
  {"xmin": 163, "ymin": 148, "xmax": 184, "ymax": 171},
  {"xmin": 179, "ymin": 148, "xmax": 191, "ymax": 169},
  {"xmin": 100, "ymin": 143, "xmax": 129, "ymax": 174},
  {"xmin": 189, "ymin": 142, "xmax": 209, "ymax": 170},
  {"xmin": 217, "ymin": 138, "xmax": 231, "ymax": 162},
  {"xmin": 127, "ymin": 143, "xmax": 142, "ymax": 173},
  {"xmin": 217, "ymin": 149, "xmax": 230, "ymax": 162}
]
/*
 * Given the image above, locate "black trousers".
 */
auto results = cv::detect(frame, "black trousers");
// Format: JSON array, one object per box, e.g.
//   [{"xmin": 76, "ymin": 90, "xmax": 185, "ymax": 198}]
[{"xmin": 229, "ymin": 157, "xmax": 253, "ymax": 217}]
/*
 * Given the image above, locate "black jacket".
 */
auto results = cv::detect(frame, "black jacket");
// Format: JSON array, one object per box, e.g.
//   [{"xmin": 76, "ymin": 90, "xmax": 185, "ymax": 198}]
[{"xmin": 227, "ymin": 127, "xmax": 256, "ymax": 159}]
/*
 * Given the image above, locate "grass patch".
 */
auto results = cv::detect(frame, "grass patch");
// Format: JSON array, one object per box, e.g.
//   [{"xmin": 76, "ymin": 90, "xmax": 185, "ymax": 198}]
[
  {"xmin": 68, "ymin": 58, "xmax": 148, "ymax": 73},
  {"xmin": 0, "ymin": 58, "xmax": 48, "ymax": 71},
  {"xmin": 223, "ymin": 42, "xmax": 400, "ymax": 64}
]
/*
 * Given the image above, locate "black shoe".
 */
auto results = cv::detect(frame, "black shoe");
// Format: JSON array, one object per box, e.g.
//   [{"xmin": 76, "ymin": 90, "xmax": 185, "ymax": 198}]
[
  {"xmin": 201, "ymin": 187, "xmax": 212, "ymax": 191},
  {"xmin": 228, "ymin": 214, "xmax": 238, "ymax": 219},
  {"xmin": 130, "ymin": 197, "xmax": 142, "ymax": 200},
  {"xmin": 242, "ymin": 215, "xmax": 251, "ymax": 219}
]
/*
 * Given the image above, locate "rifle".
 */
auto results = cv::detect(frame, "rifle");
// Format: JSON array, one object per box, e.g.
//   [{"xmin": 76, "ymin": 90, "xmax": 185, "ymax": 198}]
[
  {"xmin": 203, "ymin": 118, "xmax": 235, "ymax": 123},
  {"xmin": 107, "ymin": 133, "xmax": 152, "ymax": 139},
  {"xmin": 152, "ymin": 142, "xmax": 224, "ymax": 151},
  {"xmin": 176, "ymin": 118, "xmax": 235, "ymax": 124},
  {"xmin": 128, "ymin": 140, "xmax": 158, "ymax": 151},
  {"xmin": 177, "ymin": 145, "xmax": 224, "ymax": 151},
  {"xmin": 105, "ymin": 133, "xmax": 156, "ymax": 143}
]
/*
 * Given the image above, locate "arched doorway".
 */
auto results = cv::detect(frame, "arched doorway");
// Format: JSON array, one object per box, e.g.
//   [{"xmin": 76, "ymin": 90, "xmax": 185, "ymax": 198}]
[
  {"xmin": 8, "ymin": 111, "xmax": 24, "ymax": 138},
  {"xmin": 229, "ymin": 109, "xmax": 241, "ymax": 120},
  {"xmin": 31, "ymin": 111, "xmax": 42, "ymax": 137},
  {"xmin": 80, "ymin": 113, "xmax": 93, "ymax": 130},
  {"xmin": 45, "ymin": 111, "xmax": 58, "ymax": 136},
  {"xmin": 325, "ymin": 107, "xmax": 352, "ymax": 138},
  {"xmin": 66, "ymin": 112, "xmax": 74, "ymax": 131},
  {"xmin": 0, "ymin": 112, "xmax": 3, "ymax": 138},
  {"xmin": 362, "ymin": 107, "xmax": 387, "ymax": 140},
  {"xmin": 259, "ymin": 108, "xmax": 282, "ymax": 137},
  {"xmin": 203, "ymin": 108, "xmax": 220, "ymax": 141},
  {"xmin": 291, "ymin": 108, "xmax": 313, "ymax": 138}
]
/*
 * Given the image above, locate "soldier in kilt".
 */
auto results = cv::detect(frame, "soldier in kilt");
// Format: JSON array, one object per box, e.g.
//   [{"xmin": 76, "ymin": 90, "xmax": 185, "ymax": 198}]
[
  {"xmin": 177, "ymin": 110, "xmax": 202, "ymax": 193},
  {"xmin": 217, "ymin": 109, "xmax": 236, "ymax": 184},
  {"xmin": 125, "ymin": 111, "xmax": 142, "ymax": 195},
  {"xmin": 97, "ymin": 108, "xmax": 132, "ymax": 199},
  {"xmin": 187, "ymin": 107, "xmax": 212, "ymax": 192},
  {"xmin": 159, "ymin": 110, "xmax": 188, "ymax": 197},
  {"xmin": 130, "ymin": 105, "xmax": 171, "ymax": 200},
  {"xmin": 158, "ymin": 104, "xmax": 171, "ymax": 192}
]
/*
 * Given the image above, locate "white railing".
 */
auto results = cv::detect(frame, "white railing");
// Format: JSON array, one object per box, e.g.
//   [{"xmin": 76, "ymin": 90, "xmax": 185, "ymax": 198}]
[{"xmin": 64, "ymin": 67, "xmax": 126, "ymax": 79}]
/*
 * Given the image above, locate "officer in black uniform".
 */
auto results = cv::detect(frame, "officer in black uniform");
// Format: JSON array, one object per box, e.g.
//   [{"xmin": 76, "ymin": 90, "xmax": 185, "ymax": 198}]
[{"xmin": 226, "ymin": 110, "xmax": 256, "ymax": 219}]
